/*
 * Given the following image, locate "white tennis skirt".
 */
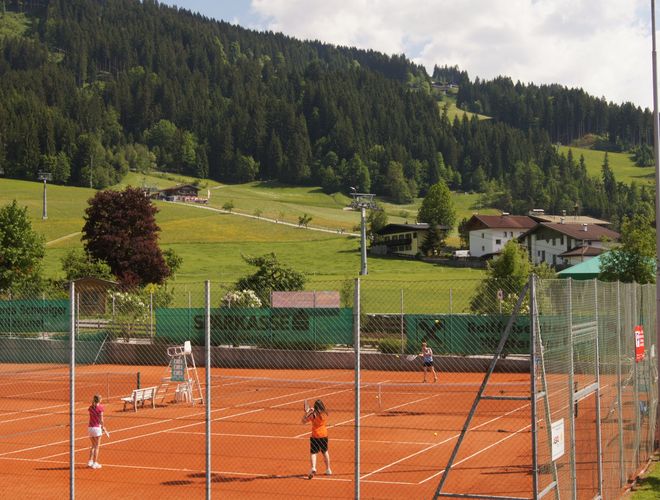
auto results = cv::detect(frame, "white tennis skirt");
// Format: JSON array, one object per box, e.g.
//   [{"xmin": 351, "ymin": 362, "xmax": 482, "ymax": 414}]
[{"xmin": 88, "ymin": 426, "xmax": 102, "ymax": 438}]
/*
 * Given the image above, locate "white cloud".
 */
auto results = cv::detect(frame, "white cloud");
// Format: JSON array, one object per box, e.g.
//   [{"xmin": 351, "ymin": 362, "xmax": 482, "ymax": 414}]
[{"xmin": 250, "ymin": 0, "xmax": 654, "ymax": 108}]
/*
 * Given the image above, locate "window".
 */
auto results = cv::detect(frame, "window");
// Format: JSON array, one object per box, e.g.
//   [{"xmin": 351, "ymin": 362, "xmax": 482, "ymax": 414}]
[
  {"xmin": 503, "ymin": 231, "xmax": 507, "ymax": 237},
  {"xmin": 552, "ymin": 238, "xmax": 555, "ymax": 246},
  {"xmin": 482, "ymin": 246, "xmax": 485, "ymax": 252},
  {"xmin": 481, "ymin": 233, "xmax": 484, "ymax": 239},
  {"xmin": 413, "ymin": 233, "xmax": 417, "ymax": 239},
  {"xmin": 560, "ymin": 235, "xmax": 564, "ymax": 245},
  {"xmin": 496, "ymin": 239, "xmax": 501, "ymax": 245}
]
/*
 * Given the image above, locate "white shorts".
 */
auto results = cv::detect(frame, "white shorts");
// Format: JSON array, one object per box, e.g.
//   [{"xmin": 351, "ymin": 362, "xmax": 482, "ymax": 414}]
[{"xmin": 88, "ymin": 427, "xmax": 102, "ymax": 438}]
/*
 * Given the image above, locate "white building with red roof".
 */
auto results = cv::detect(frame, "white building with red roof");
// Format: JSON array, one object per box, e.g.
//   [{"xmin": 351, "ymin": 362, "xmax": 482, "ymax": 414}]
[
  {"xmin": 518, "ymin": 222, "xmax": 620, "ymax": 268},
  {"xmin": 465, "ymin": 214, "xmax": 537, "ymax": 258}
]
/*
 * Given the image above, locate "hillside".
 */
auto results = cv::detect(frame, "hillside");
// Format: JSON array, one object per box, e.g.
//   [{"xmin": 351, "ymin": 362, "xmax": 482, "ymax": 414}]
[
  {"xmin": 0, "ymin": 0, "xmax": 653, "ymax": 232},
  {"xmin": 0, "ymin": 176, "xmax": 487, "ymax": 285},
  {"xmin": 556, "ymin": 146, "xmax": 654, "ymax": 186}
]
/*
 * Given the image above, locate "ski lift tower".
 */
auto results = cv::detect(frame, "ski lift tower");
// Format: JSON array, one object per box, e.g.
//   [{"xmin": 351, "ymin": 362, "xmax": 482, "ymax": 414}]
[
  {"xmin": 37, "ymin": 172, "xmax": 52, "ymax": 220},
  {"xmin": 348, "ymin": 188, "xmax": 379, "ymax": 276}
]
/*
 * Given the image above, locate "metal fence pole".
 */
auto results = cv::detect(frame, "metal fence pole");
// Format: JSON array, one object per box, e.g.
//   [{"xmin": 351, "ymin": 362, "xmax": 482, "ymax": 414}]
[
  {"xmin": 594, "ymin": 280, "xmax": 603, "ymax": 499},
  {"xmin": 567, "ymin": 278, "xmax": 577, "ymax": 499},
  {"xmin": 69, "ymin": 281, "xmax": 76, "ymax": 500},
  {"xmin": 400, "ymin": 289, "xmax": 404, "ymax": 355},
  {"xmin": 354, "ymin": 278, "xmax": 361, "ymax": 500},
  {"xmin": 529, "ymin": 275, "xmax": 538, "ymax": 499},
  {"xmin": 205, "ymin": 280, "xmax": 211, "ymax": 499},
  {"xmin": 615, "ymin": 282, "xmax": 625, "ymax": 486}
]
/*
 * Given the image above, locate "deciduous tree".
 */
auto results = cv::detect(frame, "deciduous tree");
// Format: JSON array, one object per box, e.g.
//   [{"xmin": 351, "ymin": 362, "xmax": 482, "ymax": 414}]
[
  {"xmin": 82, "ymin": 187, "xmax": 170, "ymax": 286},
  {"xmin": 0, "ymin": 200, "xmax": 45, "ymax": 290}
]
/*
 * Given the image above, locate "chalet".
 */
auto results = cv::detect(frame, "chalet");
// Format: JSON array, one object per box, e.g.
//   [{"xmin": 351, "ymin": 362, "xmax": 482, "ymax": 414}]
[
  {"xmin": 151, "ymin": 184, "xmax": 204, "ymax": 202},
  {"xmin": 372, "ymin": 223, "xmax": 450, "ymax": 257},
  {"xmin": 465, "ymin": 214, "xmax": 537, "ymax": 258},
  {"xmin": 518, "ymin": 222, "xmax": 620, "ymax": 268}
]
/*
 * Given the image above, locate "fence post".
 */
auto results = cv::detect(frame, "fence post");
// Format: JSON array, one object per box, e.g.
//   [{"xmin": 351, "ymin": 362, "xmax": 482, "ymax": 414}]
[
  {"xmin": 567, "ymin": 278, "xmax": 577, "ymax": 499},
  {"xmin": 594, "ymin": 280, "xmax": 603, "ymax": 499},
  {"xmin": 354, "ymin": 278, "xmax": 361, "ymax": 500},
  {"xmin": 69, "ymin": 281, "xmax": 76, "ymax": 500},
  {"xmin": 205, "ymin": 280, "xmax": 211, "ymax": 500},
  {"xmin": 529, "ymin": 275, "xmax": 539, "ymax": 499},
  {"xmin": 615, "ymin": 281, "xmax": 625, "ymax": 486},
  {"xmin": 400, "ymin": 289, "xmax": 404, "ymax": 355}
]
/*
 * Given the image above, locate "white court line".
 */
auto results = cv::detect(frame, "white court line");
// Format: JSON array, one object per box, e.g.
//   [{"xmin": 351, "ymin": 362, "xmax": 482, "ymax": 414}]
[
  {"xmin": 167, "ymin": 430, "xmax": 437, "ymax": 447},
  {"xmin": 419, "ymin": 420, "xmax": 531, "ymax": 484}
]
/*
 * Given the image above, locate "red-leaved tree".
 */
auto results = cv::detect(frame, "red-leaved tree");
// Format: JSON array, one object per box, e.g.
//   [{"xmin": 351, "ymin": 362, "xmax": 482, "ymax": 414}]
[{"xmin": 82, "ymin": 187, "xmax": 170, "ymax": 286}]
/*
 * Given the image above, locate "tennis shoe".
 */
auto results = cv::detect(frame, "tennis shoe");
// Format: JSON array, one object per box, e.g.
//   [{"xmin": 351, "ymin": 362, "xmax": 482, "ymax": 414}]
[
  {"xmin": 92, "ymin": 462, "xmax": 102, "ymax": 469},
  {"xmin": 325, "ymin": 469, "xmax": 332, "ymax": 476},
  {"xmin": 87, "ymin": 460, "xmax": 94, "ymax": 468},
  {"xmin": 307, "ymin": 469, "xmax": 316, "ymax": 480}
]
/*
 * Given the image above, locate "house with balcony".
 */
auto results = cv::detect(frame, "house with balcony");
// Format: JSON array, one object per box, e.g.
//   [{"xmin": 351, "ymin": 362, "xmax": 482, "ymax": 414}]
[
  {"xmin": 518, "ymin": 222, "xmax": 620, "ymax": 268},
  {"xmin": 465, "ymin": 214, "xmax": 537, "ymax": 258},
  {"xmin": 372, "ymin": 223, "xmax": 450, "ymax": 257}
]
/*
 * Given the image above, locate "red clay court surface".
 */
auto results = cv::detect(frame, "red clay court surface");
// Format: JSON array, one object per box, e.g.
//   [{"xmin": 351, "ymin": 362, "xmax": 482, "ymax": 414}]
[{"xmin": 0, "ymin": 363, "xmax": 613, "ymax": 499}]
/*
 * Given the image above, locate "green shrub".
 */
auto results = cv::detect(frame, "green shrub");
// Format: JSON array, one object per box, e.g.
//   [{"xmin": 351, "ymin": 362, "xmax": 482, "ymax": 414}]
[{"xmin": 378, "ymin": 338, "xmax": 403, "ymax": 354}]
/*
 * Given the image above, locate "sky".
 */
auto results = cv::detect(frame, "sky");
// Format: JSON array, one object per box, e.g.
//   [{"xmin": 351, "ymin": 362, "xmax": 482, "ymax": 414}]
[{"xmin": 160, "ymin": 0, "xmax": 656, "ymax": 109}]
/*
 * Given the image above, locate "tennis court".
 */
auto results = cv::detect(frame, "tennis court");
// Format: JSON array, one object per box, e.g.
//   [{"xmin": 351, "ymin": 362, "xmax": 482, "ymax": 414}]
[{"xmin": 0, "ymin": 363, "xmax": 545, "ymax": 499}]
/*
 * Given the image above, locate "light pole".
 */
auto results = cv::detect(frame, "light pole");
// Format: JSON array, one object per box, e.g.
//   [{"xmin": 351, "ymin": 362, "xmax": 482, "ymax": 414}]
[
  {"xmin": 38, "ymin": 172, "xmax": 52, "ymax": 220},
  {"xmin": 349, "ymin": 188, "xmax": 379, "ymax": 276},
  {"xmin": 650, "ymin": 0, "xmax": 660, "ymax": 447}
]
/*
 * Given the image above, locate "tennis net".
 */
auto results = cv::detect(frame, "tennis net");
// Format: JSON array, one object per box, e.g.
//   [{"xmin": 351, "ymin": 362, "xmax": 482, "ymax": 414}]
[
  {"xmin": 210, "ymin": 375, "xmax": 531, "ymax": 416},
  {"xmin": 0, "ymin": 370, "xmax": 138, "ymax": 403}
]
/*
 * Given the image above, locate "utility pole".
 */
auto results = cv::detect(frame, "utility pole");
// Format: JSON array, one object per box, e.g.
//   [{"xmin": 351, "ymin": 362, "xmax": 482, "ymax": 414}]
[
  {"xmin": 37, "ymin": 172, "xmax": 52, "ymax": 220},
  {"xmin": 348, "ymin": 188, "xmax": 379, "ymax": 276},
  {"xmin": 650, "ymin": 0, "xmax": 660, "ymax": 448}
]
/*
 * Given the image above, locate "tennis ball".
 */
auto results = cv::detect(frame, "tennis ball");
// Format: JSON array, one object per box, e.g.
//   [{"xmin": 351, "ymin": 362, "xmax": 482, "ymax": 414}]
[{"xmin": 434, "ymin": 432, "xmax": 438, "ymax": 436}]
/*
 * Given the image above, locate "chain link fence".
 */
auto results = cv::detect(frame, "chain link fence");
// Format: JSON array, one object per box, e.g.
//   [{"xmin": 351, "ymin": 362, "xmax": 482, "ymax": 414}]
[{"xmin": 0, "ymin": 277, "xmax": 656, "ymax": 499}]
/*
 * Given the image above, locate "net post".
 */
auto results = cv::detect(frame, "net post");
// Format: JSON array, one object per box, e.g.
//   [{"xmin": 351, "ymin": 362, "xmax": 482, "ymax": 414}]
[
  {"xmin": 354, "ymin": 277, "xmax": 361, "ymax": 500},
  {"xmin": 69, "ymin": 280, "xmax": 75, "ymax": 500}
]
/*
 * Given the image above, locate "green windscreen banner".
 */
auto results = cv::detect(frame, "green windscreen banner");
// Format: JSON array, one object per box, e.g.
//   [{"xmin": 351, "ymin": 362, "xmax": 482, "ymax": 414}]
[
  {"xmin": 0, "ymin": 299, "xmax": 70, "ymax": 334},
  {"xmin": 155, "ymin": 307, "xmax": 354, "ymax": 346}
]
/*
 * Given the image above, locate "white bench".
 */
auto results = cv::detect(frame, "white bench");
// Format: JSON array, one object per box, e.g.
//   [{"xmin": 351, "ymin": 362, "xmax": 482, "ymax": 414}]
[{"xmin": 121, "ymin": 386, "xmax": 158, "ymax": 412}]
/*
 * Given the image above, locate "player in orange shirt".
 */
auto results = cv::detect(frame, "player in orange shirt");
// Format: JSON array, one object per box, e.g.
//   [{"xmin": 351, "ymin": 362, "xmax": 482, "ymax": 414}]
[{"xmin": 301, "ymin": 399, "xmax": 331, "ymax": 479}]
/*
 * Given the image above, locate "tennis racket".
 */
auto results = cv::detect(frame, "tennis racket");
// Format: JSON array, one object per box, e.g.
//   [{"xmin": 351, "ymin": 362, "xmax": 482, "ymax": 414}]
[{"xmin": 406, "ymin": 354, "xmax": 418, "ymax": 361}]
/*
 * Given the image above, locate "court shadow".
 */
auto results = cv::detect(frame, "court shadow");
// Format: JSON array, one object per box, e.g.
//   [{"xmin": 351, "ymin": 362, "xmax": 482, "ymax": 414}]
[
  {"xmin": 161, "ymin": 480, "xmax": 194, "ymax": 486},
  {"xmin": 382, "ymin": 410, "xmax": 425, "ymax": 417},
  {"xmin": 211, "ymin": 473, "xmax": 307, "ymax": 483},
  {"xmin": 35, "ymin": 466, "xmax": 70, "ymax": 471}
]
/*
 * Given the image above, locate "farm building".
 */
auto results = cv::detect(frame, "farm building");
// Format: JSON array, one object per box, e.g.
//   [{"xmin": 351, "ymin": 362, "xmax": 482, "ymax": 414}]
[{"xmin": 372, "ymin": 223, "xmax": 450, "ymax": 257}]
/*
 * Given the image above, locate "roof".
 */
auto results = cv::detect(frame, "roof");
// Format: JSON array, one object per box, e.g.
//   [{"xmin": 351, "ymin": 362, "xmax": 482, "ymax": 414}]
[
  {"xmin": 530, "ymin": 214, "xmax": 610, "ymax": 225},
  {"xmin": 71, "ymin": 277, "xmax": 117, "ymax": 286},
  {"xmin": 519, "ymin": 222, "xmax": 620, "ymax": 241},
  {"xmin": 157, "ymin": 184, "xmax": 200, "ymax": 195},
  {"xmin": 375, "ymin": 223, "xmax": 450, "ymax": 236},
  {"xmin": 557, "ymin": 254, "xmax": 605, "ymax": 279},
  {"xmin": 559, "ymin": 246, "xmax": 605, "ymax": 258},
  {"xmin": 466, "ymin": 214, "xmax": 536, "ymax": 231}
]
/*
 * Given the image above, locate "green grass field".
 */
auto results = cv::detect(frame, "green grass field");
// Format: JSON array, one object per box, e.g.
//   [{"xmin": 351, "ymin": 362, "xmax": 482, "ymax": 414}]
[
  {"xmin": 0, "ymin": 175, "xmax": 486, "ymax": 292},
  {"xmin": 557, "ymin": 145, "xmax": 654, "ymax": 186},
  {"xmin": 437, "ymin": 96, "xmax": 491, "ymax": 122}
]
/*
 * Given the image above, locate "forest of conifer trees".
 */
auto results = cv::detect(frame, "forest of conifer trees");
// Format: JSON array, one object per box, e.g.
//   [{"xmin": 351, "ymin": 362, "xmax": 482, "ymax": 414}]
[{"xmin": 0, "ymin": 0, "xmax": 655, "ymax": 230}]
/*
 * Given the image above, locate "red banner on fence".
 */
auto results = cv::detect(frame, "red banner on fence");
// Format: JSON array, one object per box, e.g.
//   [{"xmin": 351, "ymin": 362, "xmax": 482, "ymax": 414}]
[{"xmin": 635, "ymin": 325, "xmax": 645, "ymax": 363}]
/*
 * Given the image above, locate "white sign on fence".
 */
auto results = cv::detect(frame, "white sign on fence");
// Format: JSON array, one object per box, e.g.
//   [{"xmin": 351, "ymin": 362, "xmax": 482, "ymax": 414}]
[{"xmin": 551, "ymin": 419, "xmax": 565, "ymax": 461}]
